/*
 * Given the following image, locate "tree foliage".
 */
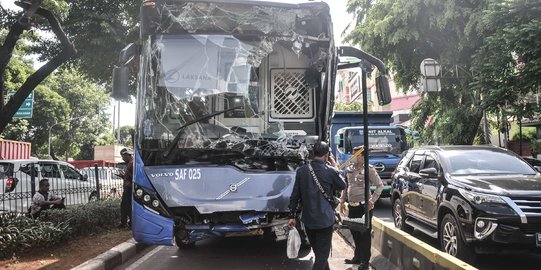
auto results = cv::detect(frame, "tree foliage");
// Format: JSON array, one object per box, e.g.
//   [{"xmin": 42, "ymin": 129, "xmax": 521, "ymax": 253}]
[
  {"xmin": 470, "ymin": 0, "xmax": 541, "ymax": 119},
  {"xmin": 346, "ymin": 0, "xmax": 541, "ymax": 145},
  {"xmin": 35, "ymin": 0, "xmax": 140, "ymax": 86}
]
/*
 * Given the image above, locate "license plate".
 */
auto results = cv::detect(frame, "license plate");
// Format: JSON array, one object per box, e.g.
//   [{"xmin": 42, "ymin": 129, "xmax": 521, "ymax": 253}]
[{"xmin": 537, "ymin": 233, "xmax": 541, "ymax": 247}]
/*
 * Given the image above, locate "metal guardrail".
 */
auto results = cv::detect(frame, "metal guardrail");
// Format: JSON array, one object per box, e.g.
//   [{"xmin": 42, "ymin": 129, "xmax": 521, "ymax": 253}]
[{"xmin": 1, "ymin": 163, "xmax": 124, "ymax": 213}]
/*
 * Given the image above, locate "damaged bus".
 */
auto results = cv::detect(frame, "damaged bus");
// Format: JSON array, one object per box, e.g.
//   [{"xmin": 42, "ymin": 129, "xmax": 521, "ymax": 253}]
[{"xmin": 112, "ymin": 0, "xmax": 391, "ymax": 247}]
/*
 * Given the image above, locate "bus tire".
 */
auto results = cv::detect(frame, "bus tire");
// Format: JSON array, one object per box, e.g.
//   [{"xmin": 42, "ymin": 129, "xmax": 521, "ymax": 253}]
[{"xmin": 175, "ymin": 237, "xmax": 195, "ymax": 249}]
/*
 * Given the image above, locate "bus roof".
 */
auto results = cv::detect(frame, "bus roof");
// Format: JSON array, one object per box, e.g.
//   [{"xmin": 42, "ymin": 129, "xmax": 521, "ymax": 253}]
[{"xmin": 144, "ymin": 0, "xmax": 330, "ymax": 10}]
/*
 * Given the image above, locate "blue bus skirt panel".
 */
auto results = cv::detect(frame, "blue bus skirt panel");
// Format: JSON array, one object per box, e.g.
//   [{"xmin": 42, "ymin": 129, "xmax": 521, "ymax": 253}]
[{"xmin": 132, "ymin": 202, "xmax": 174, "ymax": 245}]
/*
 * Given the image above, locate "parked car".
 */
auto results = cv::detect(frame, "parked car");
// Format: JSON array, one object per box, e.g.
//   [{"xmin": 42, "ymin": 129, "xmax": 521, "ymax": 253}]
[
  {"xmin": 1, "ymin": 160, "xmax": 96, "ymax": 213},
  {"xmin": 391, "ymin": 145, "xmax": 541, "ymax": 261},
  {"xmin": 79, "ymin": 166, "xmax": 124, "ymax": 199}
]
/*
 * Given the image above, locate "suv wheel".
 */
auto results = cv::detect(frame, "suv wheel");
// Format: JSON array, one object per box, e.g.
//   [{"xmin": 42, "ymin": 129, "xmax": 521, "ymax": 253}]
[
  {"xmin": 393, "ymin": 198, "xmax": 413, "ymax": 233},
  {"xmin": 439, "ymin": 214, "xmax": 475, "ymax": 261}
]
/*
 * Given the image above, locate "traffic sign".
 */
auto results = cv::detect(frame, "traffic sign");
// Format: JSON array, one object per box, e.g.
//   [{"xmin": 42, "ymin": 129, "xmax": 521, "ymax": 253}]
[{"xmin": 6, "ymin": 91, "xmax": 34, "ymax": 119}]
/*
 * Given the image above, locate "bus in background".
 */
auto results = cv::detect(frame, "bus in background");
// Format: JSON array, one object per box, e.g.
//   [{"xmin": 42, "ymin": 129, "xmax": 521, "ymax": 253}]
[
  {"xmin": 111, "ymin": 0, "xmax": 391, "ymax": 248},
  {"xmin": 334, "ymin": 126, "xmax": 408, "ymax": 199}
]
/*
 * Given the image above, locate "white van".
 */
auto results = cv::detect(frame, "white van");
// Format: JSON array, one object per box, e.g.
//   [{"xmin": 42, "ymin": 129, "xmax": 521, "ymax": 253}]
[
  {"xmin": 79, "ymin": 166, "xmax": 124, "ymax": 199},
  {"xmin": 0, "ymin": 160, "xmax": 96, "ymax": 213}
]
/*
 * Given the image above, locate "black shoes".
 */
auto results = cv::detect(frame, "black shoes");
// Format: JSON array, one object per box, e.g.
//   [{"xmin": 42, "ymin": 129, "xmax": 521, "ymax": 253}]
[
  {"xmin": 344, "ymin": 258, "xmax": 361, "ymax": 264},
  {"xmin": 358, "ymin": 261, "xmax": 370, "ymax": 270}
]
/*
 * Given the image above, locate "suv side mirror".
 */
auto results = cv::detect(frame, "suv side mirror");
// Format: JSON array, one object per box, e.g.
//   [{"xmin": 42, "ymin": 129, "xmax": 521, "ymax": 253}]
[
  {"xmin": 419, "ymin": 167, "xmax": 438, "ymax": 178},
  {"xmin": 534, "ymin": 166, "xmax": 541, "ymax": 173}
]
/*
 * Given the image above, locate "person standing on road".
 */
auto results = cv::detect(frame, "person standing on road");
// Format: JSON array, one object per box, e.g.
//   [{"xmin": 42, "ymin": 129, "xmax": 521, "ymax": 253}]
[
  {"xmin": 340, "ymin": 145, "xmax": 383, "ymax": 270},
  {"xmin": 29, "ymin": 179, "xmax": 65, "ymax": 218},
  {"xmin": 288, "ymin": 141, "xmax": 346, "ymax": 270},
  {"xmin": 118, "ymin": 148, "xmax": 134, "ymax": 229}
]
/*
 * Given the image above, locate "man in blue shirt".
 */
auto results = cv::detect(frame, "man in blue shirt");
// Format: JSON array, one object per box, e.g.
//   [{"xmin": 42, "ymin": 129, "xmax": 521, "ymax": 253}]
[{"xmin": 288, "ymin": 141, "xmax": 346, "ymax": 270}]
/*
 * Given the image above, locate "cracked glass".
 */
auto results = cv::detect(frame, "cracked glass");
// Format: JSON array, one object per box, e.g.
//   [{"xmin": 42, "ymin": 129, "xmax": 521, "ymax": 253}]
[{"xmin": 137, "ymin": 1, "xmax": 332, "ymax": 170}]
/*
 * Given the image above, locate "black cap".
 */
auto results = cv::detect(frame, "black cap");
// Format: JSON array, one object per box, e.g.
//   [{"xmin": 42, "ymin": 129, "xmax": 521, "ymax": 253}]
[{"xmin": 120, "ymin": 148, "xmax": 133, "ymax": 156}]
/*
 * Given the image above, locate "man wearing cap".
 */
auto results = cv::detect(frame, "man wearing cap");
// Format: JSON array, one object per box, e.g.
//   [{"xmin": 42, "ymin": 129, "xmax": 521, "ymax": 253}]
[
  {"xmin": 119, "ymin": 148, "xmax": 134, "ymax": 228},
  {"xmin": 340, "ymin": 145, "xmax": 383, "ymax": 270},
  {"xmin": 288, "ymin": 141, "xmax": 346, "ymax": 270}
]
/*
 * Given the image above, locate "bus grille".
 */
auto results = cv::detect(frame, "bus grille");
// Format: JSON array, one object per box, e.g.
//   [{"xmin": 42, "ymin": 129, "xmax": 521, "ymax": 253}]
[{"xmin": 270, "ymin": 69, "xmax": 313, "ymax": 119}]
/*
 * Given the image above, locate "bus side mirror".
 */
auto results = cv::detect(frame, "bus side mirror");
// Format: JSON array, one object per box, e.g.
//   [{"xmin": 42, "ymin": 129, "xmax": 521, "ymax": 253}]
[
  {"xmin": 112, "ymin": 43, "xmax": 139, "ymax": 100},
  {"xmin": 375, "ymin": 74, "xmax": 391, "ymax": 106},
  {"xmin": 112, "ymin": 66, "xmax": 129, "ymax": 99}
]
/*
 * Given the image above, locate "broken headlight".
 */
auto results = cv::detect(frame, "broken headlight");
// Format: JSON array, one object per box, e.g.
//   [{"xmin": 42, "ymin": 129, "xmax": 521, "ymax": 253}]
[{"xmin": 134, "ymin": 183, "xmax": 170, "ymax": 217}]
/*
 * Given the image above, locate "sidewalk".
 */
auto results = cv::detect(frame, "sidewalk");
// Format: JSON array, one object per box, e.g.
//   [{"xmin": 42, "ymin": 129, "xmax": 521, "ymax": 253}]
[{"xmin": 72, "ymin": 239, "xmax": 149, "ymax": 270}]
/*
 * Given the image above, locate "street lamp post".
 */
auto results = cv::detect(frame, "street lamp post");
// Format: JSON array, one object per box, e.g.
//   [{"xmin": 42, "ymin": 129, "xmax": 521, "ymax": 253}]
[{"xmin": 48, "ymin": 121, "xmax": 59, "ymax": 159}]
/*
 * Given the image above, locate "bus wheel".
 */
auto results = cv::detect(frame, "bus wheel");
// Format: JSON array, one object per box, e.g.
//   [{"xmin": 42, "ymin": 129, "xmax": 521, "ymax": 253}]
[
  {"xmin": 175, "ymin": 237, "xmax": 195, "ymax": 248},
  {"xmin": 174, "ymin": 230, "xmax": 195, "ymax": 248}
]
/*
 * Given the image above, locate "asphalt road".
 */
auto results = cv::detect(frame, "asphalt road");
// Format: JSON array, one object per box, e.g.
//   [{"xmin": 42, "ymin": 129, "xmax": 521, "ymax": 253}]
[
  {"xmin": 115, "ymin": 232, "xmax": 358, "ymax": 270},
  {"xmin": 373, "ymin": 198, "xmax": 541, "ymax": 270},
  {"xmin": 114, "ymin": 198, "xmax": 540, "ymax": 270}
]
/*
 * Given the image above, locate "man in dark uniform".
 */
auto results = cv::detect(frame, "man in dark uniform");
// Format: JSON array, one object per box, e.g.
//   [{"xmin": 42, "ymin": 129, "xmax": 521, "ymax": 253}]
[
  {"xmin": 288, "ymin": 141, "xmax": 346, "ymax": 270},
  {"xmin": 340, "ymin": 145, "xmax": 383, "ymax": 270},
  {"xmin": 118, "ymin": 148, "xmax": 134, "ymax": 228}
]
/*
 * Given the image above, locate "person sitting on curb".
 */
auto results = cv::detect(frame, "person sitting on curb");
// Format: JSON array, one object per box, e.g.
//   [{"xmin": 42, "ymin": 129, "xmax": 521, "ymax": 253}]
[{"xmin": 29, "ymin": 179, "xmax": 65, "ymax": 218}]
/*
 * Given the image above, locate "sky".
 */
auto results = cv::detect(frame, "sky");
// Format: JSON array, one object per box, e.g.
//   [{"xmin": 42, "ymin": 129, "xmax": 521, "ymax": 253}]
[{"xmin": 1, "ymin": 0, "xmax": 353, "ymax": 127}]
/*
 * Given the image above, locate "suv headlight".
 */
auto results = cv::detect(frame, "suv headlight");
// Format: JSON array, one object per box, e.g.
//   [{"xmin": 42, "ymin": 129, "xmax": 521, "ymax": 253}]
[{"xmin": 459, "ymin": 189, "xmax": 507, "ymax": 205}]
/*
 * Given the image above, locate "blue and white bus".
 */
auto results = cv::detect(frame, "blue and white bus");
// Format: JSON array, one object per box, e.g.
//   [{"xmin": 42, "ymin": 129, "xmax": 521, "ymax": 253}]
[{"xmin": 111, "ymin": 0, "xmax": 391, "ymax": 247}]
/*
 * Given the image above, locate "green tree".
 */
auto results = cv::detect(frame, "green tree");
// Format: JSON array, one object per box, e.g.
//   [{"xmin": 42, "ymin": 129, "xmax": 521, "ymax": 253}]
[
  {"xmin": 35, "ymin": 0, "xmax": 140, "ymax": 87},
  {"xmin": 346, "ymin": 0, "xmax": 487, "ymax": 145},
  {"xmin": 334, "ymin": 101, "xmax": 363, "ymax": 112},
  {"xmin": 0, "ymin": 0, "xmax": 75, "ymax": 134},
  {"xmin": 470, "ymin": 0, "xmax": 541, "ymax": 120},
  {"xmin": 45, "ymin": 69, "xmax": 111, "ymax": 160},
  {"xmin": 117, "ymin": 125, "xmax": 134, "ymax": 147}
]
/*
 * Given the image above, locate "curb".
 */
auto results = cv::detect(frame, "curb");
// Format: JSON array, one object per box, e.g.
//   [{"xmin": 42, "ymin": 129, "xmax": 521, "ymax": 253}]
[{"xmin": 72, "ymin": 238, "xmax": 149, "ymax": 270}]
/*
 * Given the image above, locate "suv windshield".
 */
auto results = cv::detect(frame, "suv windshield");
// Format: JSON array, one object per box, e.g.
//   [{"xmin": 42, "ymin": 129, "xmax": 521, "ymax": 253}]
[{"xmin": 441, "ymin": 149, "xmax": 536, "ymax": 175}]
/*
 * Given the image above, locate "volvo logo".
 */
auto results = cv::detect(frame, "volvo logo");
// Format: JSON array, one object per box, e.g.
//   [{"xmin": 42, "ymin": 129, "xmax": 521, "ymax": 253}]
[
  {"xmin": 216, "ymin": 177, "xmax": 250, "ymax": 200},
  {"xmin": 373, "ymin": 162, "xmax": 386, "ymax": 172}
]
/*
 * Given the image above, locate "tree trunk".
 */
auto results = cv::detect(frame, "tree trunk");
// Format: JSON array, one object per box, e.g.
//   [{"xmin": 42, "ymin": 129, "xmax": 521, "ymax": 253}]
[{"xmin": 0, "ymin": 2, "xmax": 76, "ymax": 134}]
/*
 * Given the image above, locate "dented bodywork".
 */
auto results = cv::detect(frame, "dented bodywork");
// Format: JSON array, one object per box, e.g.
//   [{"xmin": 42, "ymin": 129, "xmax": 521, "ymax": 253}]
[{"xmin": 129, "ymin": 0, "xmax": 336, "ymax": 246}]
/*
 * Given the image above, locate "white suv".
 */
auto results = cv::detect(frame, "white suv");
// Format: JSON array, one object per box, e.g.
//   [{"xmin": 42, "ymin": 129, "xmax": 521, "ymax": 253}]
[{"xmin": 1, "ymin": 160, "xmax": 96, "ymax": 213}]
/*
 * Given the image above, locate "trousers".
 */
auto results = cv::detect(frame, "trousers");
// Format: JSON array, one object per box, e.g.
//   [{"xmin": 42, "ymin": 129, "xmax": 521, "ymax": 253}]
[
  {"xmin": 349, "ymin": 204, "xmax": 373, "ymax": 263},
  {"xmin": 305, "ymin": 225, "xmax": 334, "ymax": 270},
  {"xmin": 120, "ymin": 187, "xmax": 132, "ymax": 225}
]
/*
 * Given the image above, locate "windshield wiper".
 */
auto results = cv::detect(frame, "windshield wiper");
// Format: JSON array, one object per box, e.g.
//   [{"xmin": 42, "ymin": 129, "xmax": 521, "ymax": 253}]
[{"xmin": 162, "ymin": 106, "xmax": 241, "ymax": 159}]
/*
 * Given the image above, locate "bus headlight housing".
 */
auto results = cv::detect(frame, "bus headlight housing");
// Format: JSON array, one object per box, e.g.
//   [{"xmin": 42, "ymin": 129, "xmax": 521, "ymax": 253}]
[{"xmin": 134, "ymin": 184, "xmax": 169, "ymax": 217}]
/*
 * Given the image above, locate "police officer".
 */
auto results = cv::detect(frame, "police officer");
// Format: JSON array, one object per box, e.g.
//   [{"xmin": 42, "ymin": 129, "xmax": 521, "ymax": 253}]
[
  {"xmin": 288, "ymin": 141, "xmax": 346, "ymax": 270},
  {"xmin": 340, "ymin": 145, "xmax": 383, "ymax": 270}
]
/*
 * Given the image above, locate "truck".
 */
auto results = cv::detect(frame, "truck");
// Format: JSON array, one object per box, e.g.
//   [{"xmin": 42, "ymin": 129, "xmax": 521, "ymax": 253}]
[
  {"xmin": 111, "ymin": 0, "xmax": 392, "ymax": 248},
  {"xmin": 0, "ymin": 139, "xmax": 31, "ymax": 160},
  {"xmin": 330, "ymin": 112, "xmax": 409, "ymax": 199}
]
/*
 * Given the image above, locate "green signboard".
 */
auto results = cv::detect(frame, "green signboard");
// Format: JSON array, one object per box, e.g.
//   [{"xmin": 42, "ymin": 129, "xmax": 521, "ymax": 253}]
[{"xmin": 6, "ymin": 91, "xmax": 34, "ymax": 119}]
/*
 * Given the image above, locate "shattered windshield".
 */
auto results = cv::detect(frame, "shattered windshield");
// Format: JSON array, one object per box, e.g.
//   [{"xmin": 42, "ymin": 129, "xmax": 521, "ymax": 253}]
[{"xmin": 137, "ymin": 1, "xmax": 333, "ymax": 170}]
